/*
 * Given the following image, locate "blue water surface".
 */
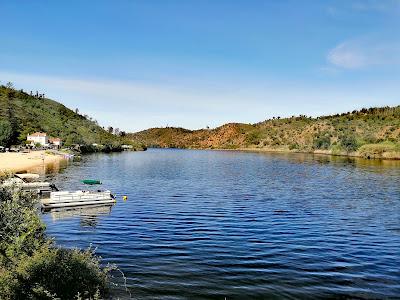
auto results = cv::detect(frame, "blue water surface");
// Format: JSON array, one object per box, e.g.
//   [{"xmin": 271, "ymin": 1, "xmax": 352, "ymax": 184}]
[{"xmin": 42, "ymin": 149, "xmax": 400, "ymax": 299}]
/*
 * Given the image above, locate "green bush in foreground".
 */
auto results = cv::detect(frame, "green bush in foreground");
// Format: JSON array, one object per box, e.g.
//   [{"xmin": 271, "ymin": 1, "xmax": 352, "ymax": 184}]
[{"xmin": 0, "ymin": 186, "xmax": 112, "ymax": 300}]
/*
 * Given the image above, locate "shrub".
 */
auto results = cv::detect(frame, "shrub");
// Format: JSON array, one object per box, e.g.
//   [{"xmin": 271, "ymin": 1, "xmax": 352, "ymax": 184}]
[
  {"xmin": 245, "ymin": 131, "xmax": 261, "ymax": 145},
  {"xmin": 340, "ymin": 135, "xmax": 358, "ymax": 152},
  {"xmin": 330, "ymin": 144, "xmax": 343, "ymax": 155},
  {"xmin": 0, "ymin": 188, "xmax": 46, "ymax": 262},
  {"xmin": 313, "ymin": 135, "xmax": 331, "ymax": 150},
  {"xmin": 13, "ymin": 246, "xmax": 110, "ymax": 299},
  {"xmin": 358, "ymin": 142, "xmax": 399, "ymax": 159},
  {"xmin": 0, "ymin": 186, "xmax": 112, "ymax": 300}
]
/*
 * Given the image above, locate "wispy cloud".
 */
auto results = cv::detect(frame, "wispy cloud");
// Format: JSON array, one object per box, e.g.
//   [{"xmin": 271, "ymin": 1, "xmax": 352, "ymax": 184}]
[
  {"xmin": 1, "ymin": 70, "xmax": 399, "ymax": 132},
  {"xmin": 327, "ymin": 38, "xmax": 400, "ymax": 69},
  {"xmin": 326, "ymin": 0, "xmax": 400, "ymax": 17},
  {"xmin": 351, "ymin": 0, "xmax": 400, "ymax": 12},
  {"xmin": 0, "ymin": 71, "xmax": 268, "ymax": 130}
]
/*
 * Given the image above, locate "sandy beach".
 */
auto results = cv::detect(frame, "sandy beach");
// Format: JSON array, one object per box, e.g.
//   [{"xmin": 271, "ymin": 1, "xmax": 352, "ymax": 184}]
[{"xmin": 0, "ymin": 150, "xmax": 67, "ymax": 174}]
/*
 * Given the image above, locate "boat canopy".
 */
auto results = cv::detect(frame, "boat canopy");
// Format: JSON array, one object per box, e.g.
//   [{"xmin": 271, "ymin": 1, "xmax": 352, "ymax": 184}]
[{"xmin": 81, "ymin": 179, "xmax": 102, "ymax": 185}]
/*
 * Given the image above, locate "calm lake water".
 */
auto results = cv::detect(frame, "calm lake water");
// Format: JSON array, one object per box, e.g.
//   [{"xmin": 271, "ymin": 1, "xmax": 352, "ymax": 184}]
[{"xmin": 42, "ymin": 149, "xmax": 400, "ymax": 299}]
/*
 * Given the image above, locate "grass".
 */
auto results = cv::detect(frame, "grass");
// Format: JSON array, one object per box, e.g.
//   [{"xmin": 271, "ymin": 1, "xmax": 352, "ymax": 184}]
[{"xmin": 358, "ymin": 142, "xmax": 400, "ymax": 159}]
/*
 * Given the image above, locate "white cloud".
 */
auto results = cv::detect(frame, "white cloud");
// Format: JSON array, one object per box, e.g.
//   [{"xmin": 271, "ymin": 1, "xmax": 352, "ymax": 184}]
[{"xmin": 327, "ymin": 39, "xmax": 400, "ymax": 69}]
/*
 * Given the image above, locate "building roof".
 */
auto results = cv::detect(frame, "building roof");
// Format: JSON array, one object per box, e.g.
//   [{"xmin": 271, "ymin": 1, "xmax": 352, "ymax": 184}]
[
  {"xmin": 28, "ymin": 132, "xmax": 47, "ymax": 137},
  {"xmin": 49, "ymin": 137, "xmax": 62, "ymax": 142}
]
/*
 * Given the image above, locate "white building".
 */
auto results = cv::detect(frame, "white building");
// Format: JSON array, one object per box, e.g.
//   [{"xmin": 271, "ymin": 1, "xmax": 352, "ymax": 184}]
[
  {"xmin": 27, "ymin": 132, "xmax": 48, "ymax": 146},
  {"xmin": 49, "ymin": 137, "xmax": 63, "ymax": 147}
]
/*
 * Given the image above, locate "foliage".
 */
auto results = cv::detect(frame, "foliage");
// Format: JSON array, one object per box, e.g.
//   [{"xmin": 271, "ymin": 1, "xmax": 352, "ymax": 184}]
[
  {"xmin": 0, "ymin": 84, "xmax": 144, "ymax": 151},
  {"xmin": 313, "ymin": 134, "xmax": 331, "ymax": 150},
  {"xmin": 358, "ymin": 142, "xmax": 400, "ymax": 159},
  {"xmin": 130, "ymin": 105, "xmax": 400, "ymax": 159},
  {"xmin": 0, "ymin": 186, "xmax": 112, "ymax": 300},
  {"xmin": 330, "ymin": 144, "xmax": 343, "ymax": 155},
  {"xmin": 245, "ymin": 131, "xmax": 261, "ymax": 146},
  {"xmin": 340, "ymin": 134, "xmax": 358, "ymax": 152},
  {"xmin": 0, "ymin": 120, "xmax": 13, "ymax": 147},
  {"xmin": 0, "ymin": 189, "xmax": 46, "ymax": 267},
  {"xmin": 12, "ymin": 246, "xmax": 109, "ymax": 299}
]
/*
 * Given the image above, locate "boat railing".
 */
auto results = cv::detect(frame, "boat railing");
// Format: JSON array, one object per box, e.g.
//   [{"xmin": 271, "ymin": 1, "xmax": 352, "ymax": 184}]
[{"xmin": 50, "ymin": 192, "xmax": 111, "ymax": 203}]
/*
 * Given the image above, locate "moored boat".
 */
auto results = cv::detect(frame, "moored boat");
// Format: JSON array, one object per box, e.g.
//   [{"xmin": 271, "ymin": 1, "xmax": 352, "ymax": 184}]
[
  {"xmin": 2, "ymin": 173, "xmax": 56, "ymax": 193},
  {"xmin": 41, "ymin": 190, "xmax": 116, "ymax": 209}
]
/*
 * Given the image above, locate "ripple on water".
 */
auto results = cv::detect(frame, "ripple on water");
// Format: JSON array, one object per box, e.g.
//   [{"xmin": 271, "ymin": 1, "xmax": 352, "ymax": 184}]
[{"xmin": 42, "ymin": 149, "xmax": 400, "ymax": 299}]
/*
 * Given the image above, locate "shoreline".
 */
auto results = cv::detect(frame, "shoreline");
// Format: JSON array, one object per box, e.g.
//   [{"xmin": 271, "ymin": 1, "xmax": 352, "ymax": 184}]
[
  {"xmin": 191, "ymin": 147, "xmax": 400, "ymax": 161},
  {"xmin": 0, "ymin": 150, "xmax": 69, "ymax": 175}
]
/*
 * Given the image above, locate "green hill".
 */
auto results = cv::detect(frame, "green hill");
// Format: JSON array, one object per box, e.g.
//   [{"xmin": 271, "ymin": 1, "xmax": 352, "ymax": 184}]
[
  {"xmin": 129, "ymin": 106, "xmax": 400, "ymax": 160},
  {"xmin": 0, "ymin": 83, "xmax": 143, "ymax": 151}
]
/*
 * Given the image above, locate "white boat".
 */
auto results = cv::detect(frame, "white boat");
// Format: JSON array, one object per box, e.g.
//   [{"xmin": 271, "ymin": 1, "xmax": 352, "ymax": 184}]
[
  {"xmin": 2, "ymin": 173, "xmax": 54, "ymax": 193},
  {"xmin": 41, "ymin": 190, "xmax": 116, "ymax": 209}
]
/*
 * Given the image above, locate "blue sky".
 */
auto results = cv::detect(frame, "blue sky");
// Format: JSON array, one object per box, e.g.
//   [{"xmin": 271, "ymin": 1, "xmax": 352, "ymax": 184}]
[{"xmin": 0, "ymin": 0, "xmax": 399, "ymax": 131}]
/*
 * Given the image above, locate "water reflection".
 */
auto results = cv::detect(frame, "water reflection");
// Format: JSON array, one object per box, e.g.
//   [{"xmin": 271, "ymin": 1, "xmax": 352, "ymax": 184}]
[
  {"xmin": 42, "ymin": 149, "xmax": 400, "ymax": 299},
  {"xmin": 27, "ymin": 157, "xmax": 71, "ymax": 175},
  {"xmin": 43, "ymin": 204, "xmax": 113, "ymax": 227},
  {"xmin": 245, "ymin": 150, "xmax": 400, "ymax": 172}
]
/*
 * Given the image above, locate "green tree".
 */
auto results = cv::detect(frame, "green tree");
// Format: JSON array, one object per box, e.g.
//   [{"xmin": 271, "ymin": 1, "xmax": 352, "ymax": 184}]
[
  {"xmin": 64, "ymin": 131, "xmax": 84, "ymax": 146},
  {"xmin": 0, "ymin": 120, "xmax": 13, "ymax": 147},
  {"xmin": 341, "ymin": 135, "xmax": 358, "ymax": 152},
  {"xmin": 313, "ymin": 135, "xmax": 331, "ymax": 150}
]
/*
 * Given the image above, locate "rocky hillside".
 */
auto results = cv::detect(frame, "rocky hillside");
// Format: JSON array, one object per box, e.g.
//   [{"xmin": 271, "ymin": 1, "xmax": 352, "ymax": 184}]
[
  {"xmin": 129, "ymin": 123, "xmax": 253, "ymax": 149},
  {"xmin": 129, "ymin": 106, "xmax": 400, "ymax": 159}
]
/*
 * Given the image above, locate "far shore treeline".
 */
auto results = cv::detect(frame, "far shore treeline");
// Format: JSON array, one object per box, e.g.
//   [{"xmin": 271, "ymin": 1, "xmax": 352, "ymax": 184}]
[
  {"xmin": 129, "ymin": 106, "xmax": 400, "ymax": 160},
  {"xmin": 1, "ymin": 81, "xmax": 399, "ymax": 160},
  {"xmin": 0, "ymin": 82, "xmax": 145, "ymax": 152}
]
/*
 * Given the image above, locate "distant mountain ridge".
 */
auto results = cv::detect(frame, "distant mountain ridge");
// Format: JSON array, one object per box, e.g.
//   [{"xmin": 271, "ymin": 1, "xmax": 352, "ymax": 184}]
[{"xmin": 129, "ymin": 106, "xmax": 400, "ymax": 159}]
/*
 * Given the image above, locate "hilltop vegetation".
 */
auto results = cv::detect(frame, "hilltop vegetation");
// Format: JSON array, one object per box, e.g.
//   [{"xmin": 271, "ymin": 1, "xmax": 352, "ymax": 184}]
[
  {"xmin": 129, "ymin": 106, "xmax": 400, "ymax": 159},
  {"xmin": 0, "ymin": 83, "xmax": 144, "ymax": 151},
  {"xmin": 1, "ymin": 80, "xmax": 397, "ymax": 159}
]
